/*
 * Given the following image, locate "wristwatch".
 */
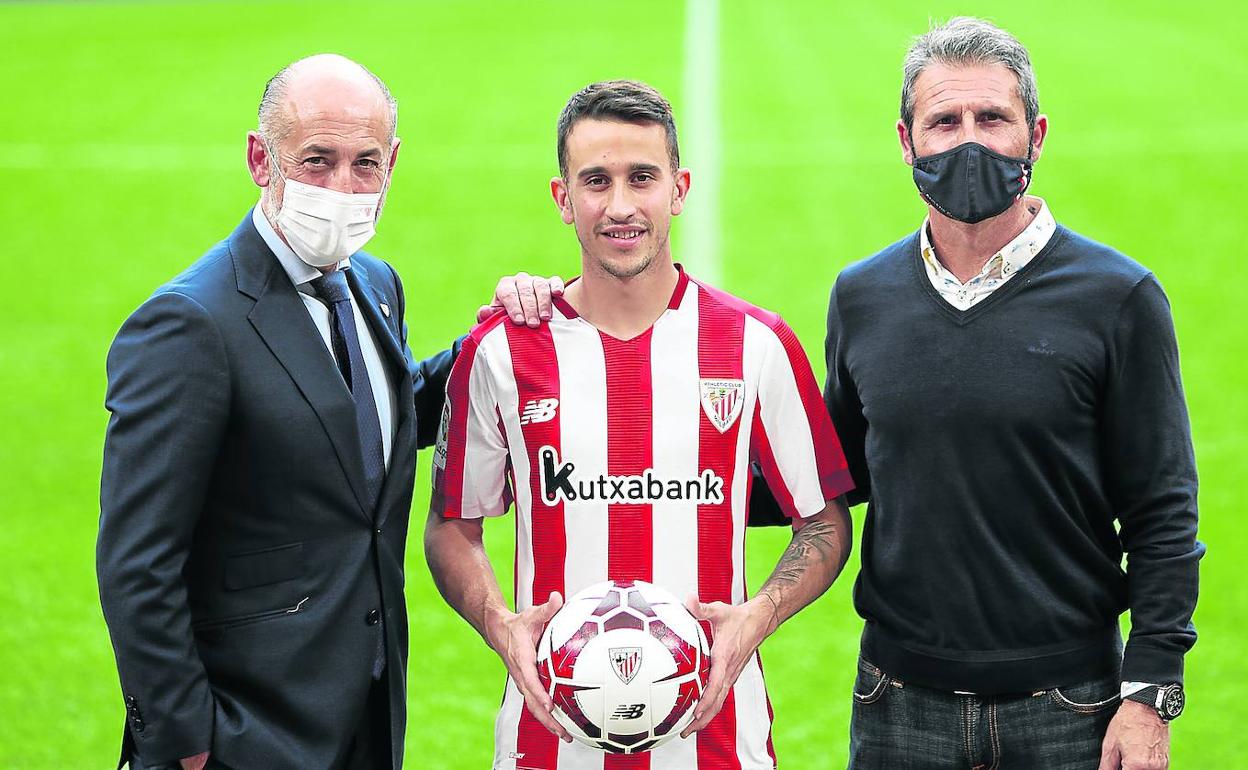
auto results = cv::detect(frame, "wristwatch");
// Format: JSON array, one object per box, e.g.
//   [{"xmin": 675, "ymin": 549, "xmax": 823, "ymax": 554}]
[{"xmin": 1124, "ymin": 683, "xmax": 1185, "ymax": 722}]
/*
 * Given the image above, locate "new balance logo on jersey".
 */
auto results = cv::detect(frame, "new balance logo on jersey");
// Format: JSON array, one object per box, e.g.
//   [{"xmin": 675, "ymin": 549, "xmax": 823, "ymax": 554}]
[
  {"xmin": 519, "ymin": 398, "xmax": 559, "ymax": 425},
  {"xmin": 539, "ymin": 446, "xmax": 724, "ymax": 505}
]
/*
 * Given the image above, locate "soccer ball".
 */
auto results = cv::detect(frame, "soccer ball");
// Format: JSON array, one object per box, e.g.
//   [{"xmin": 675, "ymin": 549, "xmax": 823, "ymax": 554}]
[{"xmin": 536, "ymin": 580, "xmax": 711, "ymax": 753}]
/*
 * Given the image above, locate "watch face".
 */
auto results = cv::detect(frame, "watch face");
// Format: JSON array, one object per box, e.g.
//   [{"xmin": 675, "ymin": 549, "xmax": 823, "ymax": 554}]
[{"xmin": 1161, "ymin": 685, "xmax": 1185, "ymax": 720}]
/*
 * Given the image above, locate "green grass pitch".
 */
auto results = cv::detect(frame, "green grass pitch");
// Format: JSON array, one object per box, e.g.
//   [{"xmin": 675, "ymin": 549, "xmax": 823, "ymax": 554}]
[{"xmin": 1, "ymin": 1, "xmax": 1244, "ymax": 766}]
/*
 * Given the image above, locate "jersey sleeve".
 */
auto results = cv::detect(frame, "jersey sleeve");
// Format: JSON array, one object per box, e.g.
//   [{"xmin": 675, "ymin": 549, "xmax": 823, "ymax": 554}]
[
  {"xmin": 430, "ymin": 332, "xmax": 511, "ymax": 519},
  {"xmin": 750, "ymin": 316, "xmax": 855, "ymax": 519}
]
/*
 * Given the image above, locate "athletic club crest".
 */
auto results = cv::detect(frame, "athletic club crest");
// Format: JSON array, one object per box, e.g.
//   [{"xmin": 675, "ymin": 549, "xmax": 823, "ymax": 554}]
[
  {"xmin": 699, "ymin": 378, "xmax": 745, "ymax": 433},
  {"xmin": 609, "ymin": 647, "xmax": 643, "ymax": 684}
]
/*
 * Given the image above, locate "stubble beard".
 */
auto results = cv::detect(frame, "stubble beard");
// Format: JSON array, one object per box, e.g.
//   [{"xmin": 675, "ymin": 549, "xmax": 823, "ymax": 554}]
[
  {"xmin": 598, "ymin": 250, "xmax": 653, "ymax": 279},
  {"xmin": 581, "ymin": 226, "xmax": 670, "ymax": 281},
  {"xmin": 260, "ymin": 172, "xmax": 285, "ymax": 229}
]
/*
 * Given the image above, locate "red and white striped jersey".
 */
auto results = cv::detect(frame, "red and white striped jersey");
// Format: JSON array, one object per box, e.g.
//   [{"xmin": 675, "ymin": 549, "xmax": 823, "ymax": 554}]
[{"xmin": 432, "ymin": 269, "xmax": 853, "ymax": 770}]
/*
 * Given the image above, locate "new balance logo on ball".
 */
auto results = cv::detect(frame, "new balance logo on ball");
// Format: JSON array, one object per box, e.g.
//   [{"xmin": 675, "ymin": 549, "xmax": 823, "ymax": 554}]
[
  {"xmin": 611, "ymin": 703, "xmax": 646, "ymax": 720},
  {"xmin": 520, "ymin": 398, "xmax": 559, "ymax": 425}
]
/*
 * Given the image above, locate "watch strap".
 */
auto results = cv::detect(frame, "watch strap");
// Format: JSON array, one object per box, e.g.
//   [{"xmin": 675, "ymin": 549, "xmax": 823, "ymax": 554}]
[{"xmin": 1124, "ymin": 684, "xmax": 1184, "ymax": 721}]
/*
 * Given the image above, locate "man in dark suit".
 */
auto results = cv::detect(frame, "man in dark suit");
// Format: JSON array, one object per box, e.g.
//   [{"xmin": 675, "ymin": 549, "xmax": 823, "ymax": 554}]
[{"xmin": 97, "ymin": 54, "xmax": 557, "ymax": 770}]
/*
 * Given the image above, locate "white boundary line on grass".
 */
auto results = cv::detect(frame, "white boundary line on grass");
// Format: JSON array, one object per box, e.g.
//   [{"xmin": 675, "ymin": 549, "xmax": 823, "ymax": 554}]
[{"xmin": 678, "ymin": 0, "xmax": 721, "ymax": 286}]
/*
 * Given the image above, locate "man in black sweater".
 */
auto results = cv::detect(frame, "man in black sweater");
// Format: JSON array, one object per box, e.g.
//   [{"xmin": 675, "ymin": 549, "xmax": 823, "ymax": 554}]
[{"xmin": 754, "ymin": 17, "xmax": 1202, "ymax": 770}]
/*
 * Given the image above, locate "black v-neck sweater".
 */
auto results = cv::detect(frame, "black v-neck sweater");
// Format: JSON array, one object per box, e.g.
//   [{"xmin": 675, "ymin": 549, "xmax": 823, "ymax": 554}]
[{"xmin": 827, "ymin": 225, "xmax": 1203, "ymax": 693}]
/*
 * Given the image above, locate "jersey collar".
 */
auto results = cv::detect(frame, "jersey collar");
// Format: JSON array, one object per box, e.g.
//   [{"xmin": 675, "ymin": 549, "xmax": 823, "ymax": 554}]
[{"xmin": 552, "ymin": 264, "xmax": 690, "ymax": 320}]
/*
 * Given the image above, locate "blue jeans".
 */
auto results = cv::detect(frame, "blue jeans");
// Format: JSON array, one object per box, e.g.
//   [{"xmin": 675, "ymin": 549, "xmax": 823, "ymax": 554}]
[{"xmin": 849, "ymin": 657, "xmax": 1120, "ymax": 769}]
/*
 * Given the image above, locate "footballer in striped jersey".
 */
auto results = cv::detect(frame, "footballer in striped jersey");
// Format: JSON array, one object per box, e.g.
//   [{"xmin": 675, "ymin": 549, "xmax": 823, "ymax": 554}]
[{"xmin": 426, "ymin": 80, "xmax": 855, "ymax": 770}]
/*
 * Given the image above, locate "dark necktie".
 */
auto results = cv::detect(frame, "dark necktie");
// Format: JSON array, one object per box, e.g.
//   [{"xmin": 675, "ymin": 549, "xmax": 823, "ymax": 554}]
[
  {"xmin": 309, "ymin": 269, "xmax": 389, "ymax": 680},
  {"xmin": 308, "ymin": 270, "xmax": 386, "ymax": 513}
]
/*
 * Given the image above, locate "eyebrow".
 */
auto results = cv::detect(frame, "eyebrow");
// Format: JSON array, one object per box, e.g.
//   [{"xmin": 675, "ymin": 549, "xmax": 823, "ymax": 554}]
[
  {"xmin": 926, "ymin": 99, "xmax": 1016, "ymax": 114},
  {"xmin": 297, "ymin": 144, "xmax": 385, "ymax": 159},
  {"xmin": 923, "ymin": 103, "xmax": 1017, "ymax": 121},
  {"xmin": 576, "ymin": 162, "xmax": 663, "ymax": 180}
]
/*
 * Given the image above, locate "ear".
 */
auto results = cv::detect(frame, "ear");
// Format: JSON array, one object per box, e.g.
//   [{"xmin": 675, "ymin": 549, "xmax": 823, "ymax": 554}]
[
  {"xmin": 384, "ymin": 139, "xmax": 399, "ymax": 174},
  {"xmin": 897, "ymin": 119, "xmax": 916, "ymax": 166},
  {"xmin": 551, "ymin": 177, "xmax": 574, "ymax": 225},
  {"xmin": 670, "ymin": 168, "xmax": 692, "ymax": 216},
  {"xmin": 1029, "ymin": 114, "xmax": 1048, "ymax": 164},
  {"xmin": 247, "ymin": 131, "xmax": 273, "ymax": 187},
  {"xmin": 375, "ymin": 138, "xmax": 402, "ymax": 219},
  {"xmin": 388, "ymin": 136, "xmax": 402, "ymax": 174}
]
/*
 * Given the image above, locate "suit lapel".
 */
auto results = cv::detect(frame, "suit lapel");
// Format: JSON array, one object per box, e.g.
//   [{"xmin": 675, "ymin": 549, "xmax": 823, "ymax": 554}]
[
  {"xmin": 348, "ymin": 267, "xmax": 416, "ymax": 528},
  {"xmin": 349, "ymin": 269, "xmax": 409, "ymax": 382},
  {"xmin": 230, "ymin": 213, "xmax": 375, "ymax": 522}
]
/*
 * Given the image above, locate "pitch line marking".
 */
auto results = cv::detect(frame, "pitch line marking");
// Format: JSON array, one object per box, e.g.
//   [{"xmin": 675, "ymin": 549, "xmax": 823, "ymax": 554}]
[{"xmin": 680, "ymin": 0, "xmax": 722, "ymax": 286}]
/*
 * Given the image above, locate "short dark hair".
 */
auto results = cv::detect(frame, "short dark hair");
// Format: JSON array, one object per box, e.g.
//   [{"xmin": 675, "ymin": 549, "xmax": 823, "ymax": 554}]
[{"xmin": 556, "ymin": 80, "xmax": 680, "ymax": 176}]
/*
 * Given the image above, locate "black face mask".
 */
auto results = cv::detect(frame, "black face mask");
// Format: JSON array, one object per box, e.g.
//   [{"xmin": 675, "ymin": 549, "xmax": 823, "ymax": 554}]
[{"xmin": 911, "ymin": 141, "xmax": 1033, "ymax": 224}]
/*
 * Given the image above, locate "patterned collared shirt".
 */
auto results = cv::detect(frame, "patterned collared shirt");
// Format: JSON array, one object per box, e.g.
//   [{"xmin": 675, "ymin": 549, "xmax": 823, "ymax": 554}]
[{"xmin": 920, "ymin": 196, "xmax": 1056, "ymax": 310}]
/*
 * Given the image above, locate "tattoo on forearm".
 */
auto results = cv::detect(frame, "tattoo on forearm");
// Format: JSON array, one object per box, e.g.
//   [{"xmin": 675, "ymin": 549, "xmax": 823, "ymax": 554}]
[
  {"xmin": 770, "ymin": 519, "xmax": 842, "ymax": 586},
  {"xmin": 758, "ymin": 519, "xmax": 845, "ymax": 626}
]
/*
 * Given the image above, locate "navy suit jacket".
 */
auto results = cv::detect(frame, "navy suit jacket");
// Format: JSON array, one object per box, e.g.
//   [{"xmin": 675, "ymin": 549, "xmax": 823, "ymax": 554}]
[{"xmin": 97, "ymin": 211, "xmax": 457, "ymax": 769}]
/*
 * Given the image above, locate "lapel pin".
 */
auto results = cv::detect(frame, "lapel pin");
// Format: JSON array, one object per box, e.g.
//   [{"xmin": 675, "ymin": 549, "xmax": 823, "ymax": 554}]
[{"xmin": 380, "ymin": 303, "xmax": 391, "ymax": 318}]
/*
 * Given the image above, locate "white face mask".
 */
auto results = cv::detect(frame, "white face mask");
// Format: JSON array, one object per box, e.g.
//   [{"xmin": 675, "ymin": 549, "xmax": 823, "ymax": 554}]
[{"xmin": 271, "ymin": 162, "xmax": 386, "ymax": 268}]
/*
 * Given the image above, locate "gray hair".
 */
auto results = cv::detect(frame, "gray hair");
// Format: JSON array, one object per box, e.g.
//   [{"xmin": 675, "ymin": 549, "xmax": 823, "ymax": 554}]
[
  {"xmin": 900, "ymin": 17, "xmax": 1038, "ymax": 134},
  {"xmin": 258, "ymin": 54, "xmax": 398, "ymax": 147}
]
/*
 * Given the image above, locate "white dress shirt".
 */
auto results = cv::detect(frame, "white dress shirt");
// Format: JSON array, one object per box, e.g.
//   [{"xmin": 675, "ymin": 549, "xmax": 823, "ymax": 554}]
[
  {"xmin": 252, "ymin": 205, "xmax": 397, "ymax": 469},
  {"xmin": 920, "ymin": 196, "xmax": 1056, "ymax": 310}
]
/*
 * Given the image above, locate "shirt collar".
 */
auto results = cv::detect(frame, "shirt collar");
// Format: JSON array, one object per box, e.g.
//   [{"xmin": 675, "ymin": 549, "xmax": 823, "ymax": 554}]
[
  {"xmin": 251, "ymin": 204, "xmax": 350, "ymax": 290},
  {"xmin": 920, "ymin": 196, "xmax": 1056, "ymax": 283}
]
